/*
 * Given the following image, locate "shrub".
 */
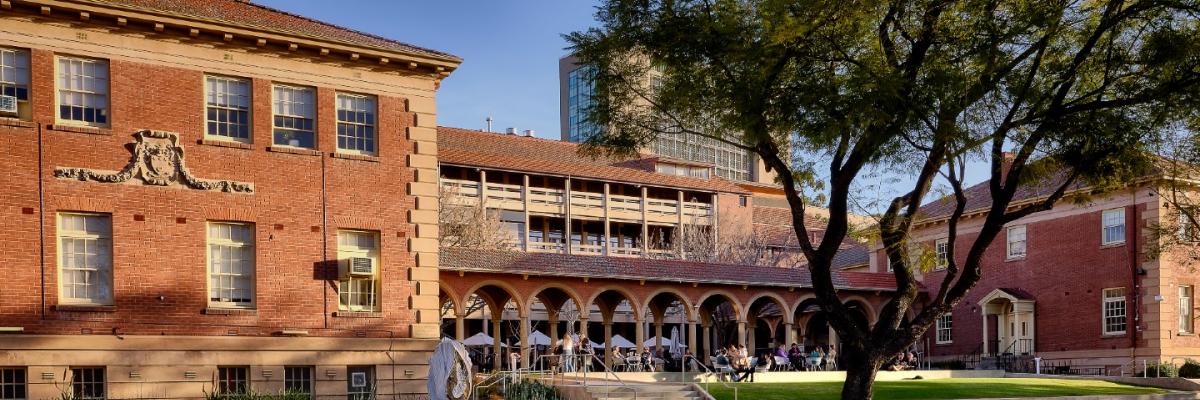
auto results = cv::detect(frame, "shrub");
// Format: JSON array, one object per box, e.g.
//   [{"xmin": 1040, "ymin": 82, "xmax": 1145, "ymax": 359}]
[
  {"xmin": 1178, "ymin": 359, "xmax": 1200, "ymax": 378},
  {"xmin": 1142, "ymin": 361, "xmax": 1178, "ymax": 378}
]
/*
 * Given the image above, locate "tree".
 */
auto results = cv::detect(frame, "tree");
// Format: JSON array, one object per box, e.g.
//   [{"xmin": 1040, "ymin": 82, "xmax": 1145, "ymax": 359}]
[{"xmin": 567, "ymin": 1, "xmax": 1200, "ymax": 398}]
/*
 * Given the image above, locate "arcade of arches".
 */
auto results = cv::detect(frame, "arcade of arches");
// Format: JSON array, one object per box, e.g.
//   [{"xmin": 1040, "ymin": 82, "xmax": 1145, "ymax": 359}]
[{"xmin": 439, "ymin": 270, "xmax": 892, "ymax": 370}]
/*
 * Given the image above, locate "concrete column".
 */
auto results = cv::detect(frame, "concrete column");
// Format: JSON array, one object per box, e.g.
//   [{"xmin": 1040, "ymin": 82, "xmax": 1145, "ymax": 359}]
[
  {"xmin": 455, "ymin": 315, "xmax": 466, "ymax": 342},
  {"xmin": 737, "ymin": 320, "xmax": 748, "ymax": 346},
  {"xmin": 479, "ymin": 170, "xmax": 488, "ymax": 208},
  {"xmin": 520, "ymin": 315, "xmax": 531, "ymax": 369},
  {"xmin": 654, "ymin": 319, "xmax": 664, "ymax": 353},
  {"xmin": 603, "ymin": 322, "xmax": 614, "ymax": 368},
  {"xmin": 492, "ymin": 318, "xmax": 503, "ymax": 367},
  {"xmin": 702, "ymin": 324, "xmax": 712, "ymax": 362},
  {"xmin": 828, "ymin": 325, "xmax": 839, "ymax": 351},
  {"xmin": 522, "ymin": 174, "xmax": 531, "ymax": 252},
  {"xmin": 747, "ymin": 323, "xmax": 757, "ymax": 353},
  {"xmin": 687, "ymin": 321, "xmax": 698, "ymax": 358},
  {"xmin": 981, "ymin": 309, "xmax": 989, "ymax": 355},
  {"xmin": 784, "ymin": 322, "xmax": 795, "ymax": 345},
  {"xmin": 549, "ymin": 315, "xmax": 560, "ymax": 349},
  {"xmin": 641, "ymin": 186, "xmax": 650, "ymax": 255},
  {"xmin": 565, "ymin": 177, "xmax": 573, "ymax": 254},
  {"xmin": 603, "ymin": 182, "xmax": 611, "ymax": 255},
  {"xmin": 635, "ymin": 317, "xmax": 646, "ymax": 355}
]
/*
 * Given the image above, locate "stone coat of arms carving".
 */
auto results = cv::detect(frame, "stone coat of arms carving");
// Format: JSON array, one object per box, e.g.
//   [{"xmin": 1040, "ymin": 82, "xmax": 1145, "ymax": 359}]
[{"xmin": 55, "ymin": 130, "xmax": 254, "ymax": 193}]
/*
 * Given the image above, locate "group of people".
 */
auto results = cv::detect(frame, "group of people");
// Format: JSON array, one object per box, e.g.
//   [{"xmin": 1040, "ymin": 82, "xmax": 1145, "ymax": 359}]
[
  {"xmin": 548, "ymin": 334, "xmax": 595, "ymax": 372},
  {"xmin": 885, "ymin": 350, "xmax": 920, "ymax": 371},
  {"xmin": 713, "ymin": 344, "xmax": 759, "ymax": 382},
  {"xmin": 779, "ymin": 343, "xmax": 837, "ymax": 371}
]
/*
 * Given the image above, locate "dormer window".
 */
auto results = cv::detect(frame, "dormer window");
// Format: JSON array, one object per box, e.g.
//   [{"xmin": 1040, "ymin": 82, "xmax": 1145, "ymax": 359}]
[{"xmin": 655, "ymin": 162, "xmax": 711, "ymax": 179}]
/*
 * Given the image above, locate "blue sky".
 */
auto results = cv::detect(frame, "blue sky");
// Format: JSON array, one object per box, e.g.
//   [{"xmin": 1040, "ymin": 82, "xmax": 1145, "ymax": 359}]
[{"xmin": 256, "ymin": 0, "xmax": 598, "ymax": 139}]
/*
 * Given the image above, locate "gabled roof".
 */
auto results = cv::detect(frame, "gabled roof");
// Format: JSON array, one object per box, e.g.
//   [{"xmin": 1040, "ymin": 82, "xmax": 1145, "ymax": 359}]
[
  {"xmin": 81, "ymin": 0, "xmax": 459, "ymax": 61},
  {"xmin": 441, "ymin": 247, "xmax": 900, "ymax": 291},
  {"xmin": 438, "ymin": 127, "xmax": 748, "ymax": 194},
  {"xmin": 917, "ymin": 170, "xmax": 1084, "ymax": 222}
]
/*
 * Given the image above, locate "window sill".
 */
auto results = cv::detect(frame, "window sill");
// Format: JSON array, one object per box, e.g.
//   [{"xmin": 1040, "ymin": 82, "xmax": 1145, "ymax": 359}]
[
  {"xmin": 48, "ymin": 124, "xmax": 112, "ymax": 136},
  {"xmin": 199, "ymin": 138, "xmax": 253, "ymax": 150},
  {"xmin": 1101, "ymin": 242, "xmax": 1126, "ymax": 249},
  {"xmin": 0, "ymin": 117, "xmax": 35, "ymax": 128},
  {"xmin": 1178, "ymin": 332, "xmax": 1195, "ymax": 337},
  {"xmin": 1102, "ymin": 332, "xmax": 1127, "ymax": 338},
  {"xmin": 331, "ymin": 152, "xmax": 380, "ymax": 162},
  {"xmin": 267, "ymin": 146, "xmax": 321, "ymax": 156},
  {"xmin": 935, "ymin": 341, "xmax": 952, "ymax": 345},
  {"xmin": 334, "ymin": 311, "xmax": 383, "ymax": 318},
  {"xmin": 55, "ymin": 304, "xmax": 116, "ymax": 312},
  {"xmin": 203, "ymin": 307, "xmax": 258, "ymax": 316},
  {"xmin": 1005, "ymin": 256, "xmax": 1026, "ymax": 262}
]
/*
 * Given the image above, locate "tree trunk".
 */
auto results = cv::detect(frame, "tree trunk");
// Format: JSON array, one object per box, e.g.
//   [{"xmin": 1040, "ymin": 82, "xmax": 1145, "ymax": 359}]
[{"xmin": 841, "ymin": 353, "xmax": 881, "ymax": 400}]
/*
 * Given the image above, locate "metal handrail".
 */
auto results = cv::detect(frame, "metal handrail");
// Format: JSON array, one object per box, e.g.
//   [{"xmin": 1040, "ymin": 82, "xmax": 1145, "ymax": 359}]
[
  {"xmin": 528, "ymin": 353, "xmax": 641, "ymax": 399},
  {"xmin": 681, "ymin": 354, "xmax": 738, "ymax": 400}
]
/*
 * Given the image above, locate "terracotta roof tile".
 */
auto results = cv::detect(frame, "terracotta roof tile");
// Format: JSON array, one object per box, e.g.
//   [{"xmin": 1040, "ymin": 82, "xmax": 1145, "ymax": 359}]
[
  {"xmin": 917, "ymin": 170, "xmax": 1084, "ymax": 222},
  {"xmin": 441, "ymin": 247, "xmax": 899, "ymax": 291},
  {"xmin": 86, "ymin": 0, "xmax": 459, "ymax": 60},
  {"xmin": 438, "ymin": 127, "xmax": 747, "ymax": 193}
]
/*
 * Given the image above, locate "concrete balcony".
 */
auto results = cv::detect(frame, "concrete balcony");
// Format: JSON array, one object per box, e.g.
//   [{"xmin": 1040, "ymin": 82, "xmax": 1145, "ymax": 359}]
[{"xmin": 439, "ymin": 178, "xmax": 714, "ymax": 225}]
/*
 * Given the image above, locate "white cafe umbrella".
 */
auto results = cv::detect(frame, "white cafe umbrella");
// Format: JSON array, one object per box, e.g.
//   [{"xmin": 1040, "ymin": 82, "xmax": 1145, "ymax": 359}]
[
  {"xmin": 669, "ymin": 326, "xmax": 683, "ymax": 356},
  {"xmin": 461, "ymin": 332, "xmax": 505, "ymax": 347},
  {"xmin": 528, "ymin": 330, "xmax": 553, "ymax": 346},
  {"xmin": 642, "ymin": 336, "xmax": 687, "ymax": 348},
  {"xmin": 607, "ymin": 334, "xmax": 637, "ymax": 349}
]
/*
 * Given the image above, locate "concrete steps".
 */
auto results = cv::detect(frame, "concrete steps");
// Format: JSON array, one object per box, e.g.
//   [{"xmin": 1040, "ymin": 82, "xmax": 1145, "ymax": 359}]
[{"xmin": 584, "ymin": 383, "xmax": 704, "ymax": 400}]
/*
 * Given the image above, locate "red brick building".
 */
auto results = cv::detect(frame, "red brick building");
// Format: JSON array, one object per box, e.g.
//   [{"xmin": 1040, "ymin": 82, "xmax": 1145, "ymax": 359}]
[
  {"xmin": 872, "ymin": 171, "xmax": 1200, "ymax": 373},
  {"xmin": 0, "ymin": 0, "xmax": 457, "ymax": 398}
]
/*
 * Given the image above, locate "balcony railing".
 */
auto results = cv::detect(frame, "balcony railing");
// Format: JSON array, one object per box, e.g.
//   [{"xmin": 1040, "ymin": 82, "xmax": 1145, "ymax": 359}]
[
  {"xmin": 528, "ymin": 241, "xmax": 565, "ymax": 253},
  {"xmin": 682, "ymin": 201, "xmax": 713, "ymax": 220},
  {"xmin": 572, "ymin": 243, "xmax": 605, "ymax": 255},
  {"xmin": 609, "ymin": 247, "xmax": 643, "ymax": 257},
  {"xmin": 441, "ymin": 179, "xmax": 480, "ymax": 200},
  {"xmin": 485, "ymin": 182, "xmax": 523, "ymax": 205}
]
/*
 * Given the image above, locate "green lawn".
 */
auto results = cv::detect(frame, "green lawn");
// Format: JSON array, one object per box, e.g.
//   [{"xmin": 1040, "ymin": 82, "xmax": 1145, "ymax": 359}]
[{"xmin": 706, "ymin": 378, "xmax": 1165, "ymax": 400}]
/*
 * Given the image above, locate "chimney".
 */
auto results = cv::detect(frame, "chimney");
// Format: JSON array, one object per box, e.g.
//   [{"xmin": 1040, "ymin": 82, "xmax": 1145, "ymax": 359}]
[
  {"xmin": 1000, "ymin": 152, "xmax": 1016, "ymax": 185},
  {"xmin": 505, "ymin": 127, "xmax": 517, "ymax": 135},
  {"xmin": 523, "ymin": 129, "xmax": 535, "ymax": 137},
  {"xmin": 485, "ymin": 116, "xmax": 493, "ymax": 133}
]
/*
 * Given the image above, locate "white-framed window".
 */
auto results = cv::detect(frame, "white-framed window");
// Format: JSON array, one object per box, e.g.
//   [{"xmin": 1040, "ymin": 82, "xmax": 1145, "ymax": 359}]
[
  {"xmin": 69, "ymin": 367, "xmax": 104, "ymax": 400},
  {"xmin": 346, "ymin": 366, "xmax": 374, "ymax": 400},
  {"xmin": 56, "ymin": 56, "xmax": 109, "ymax": 126},
  {"xmin": 935, "ymin": 238, "xmax": 949, "ymax": 270},
  {"xmin": 1181, "ymin": 285, "xmax": 1194, "ymax": 334},
  {"xmin": 207, "ymin": 222, "xmax": 255, "ymax": 308},
  {"xmin": 335, "ymin": 93, "xmax": 377, "ymax": 155},
  {"xmin": 1179, "ymin": 208, "xmax": 1199, "ymax": 242},
  {"xmin": 216, "ymin": 366, "xmax": 248, "ymax": 395},
  {"xmin": 1103, "ymin": 287, "xmax": 1127, "ymax": 335},
  {"xmin": 936, "ymin": 313, "xmax": 953, "ymax": 344},
  {"xmin": 58, "ymin": 213, "xmax": 113, "ymax": 305},
  {"xmin": 1006, "ymin": 225, "xmax": 1027, "ymax": 259},
  {"xmin": 205, "ymin": 75, "xmax": 252, "ymax": 141},
  {"xmin": 0, "ymin": 367, "xmax": 27, "ymax": 400},
  {"xmin": 338, "ymin": 230, "xmax": 380, "ymax": 312},
  {"xmin": 283, "ymin": 366, "xmax": 313, "ymax": 396},
  {"xmin": 1102, "ymin": 208, "xmax": 1126, "ymax": 245},
  {"xmin": 272, "ymin": 84, "xmax": 315, "ymax": 149},
  {"xmin": 0, "ymin": 47, "xmax": 31, "ymax": 119}
]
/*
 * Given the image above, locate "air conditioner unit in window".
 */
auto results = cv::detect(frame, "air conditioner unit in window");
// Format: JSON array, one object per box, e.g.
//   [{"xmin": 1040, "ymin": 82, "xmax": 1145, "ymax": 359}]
[
  {"xmin": 0, "ymin": 95, "xmax": 17, "ymax": 114},
  {"xmin": 341, "ymin": 257, "xmax": 375, "ymax": 277}
]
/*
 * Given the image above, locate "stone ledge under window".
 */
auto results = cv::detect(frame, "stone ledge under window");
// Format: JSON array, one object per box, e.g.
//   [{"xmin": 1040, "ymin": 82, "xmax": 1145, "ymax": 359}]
[
  {"xmin": 48, "ymin": 124, "xmax": 112, "ymax": 136},
  {"xmin": 330, "ymin": 152, "xmax": 380, "ymax": 162},
  {"xmin": 203, "ymin": 307, "xmax": 258, "ymax": 316},
  {"xmin": 55, "ymin": 304, "xmax": 116, "ymax": 313},
  {"xmin": 267, "ymin": 145, "xmax": 321, "ymax": 156},
  {"xmin": 199, "ymin": 138, "xmax": 253, "ymax": 150},
  {"xmin": 333, "ymin": 311, "xmax": 383, "ymax": 318},
  {"xmin": 0, "ymin": 117, "xmax": 35, "ymax": 129},
  {"xmin": 1101, "ymin": 242, "xmax": 1126, "ymax": 249}
]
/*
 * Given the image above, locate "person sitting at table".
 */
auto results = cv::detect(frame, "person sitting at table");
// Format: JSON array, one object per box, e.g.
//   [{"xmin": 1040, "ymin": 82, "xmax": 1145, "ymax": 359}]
[
  {"xmin": 789, "ymin": 343, "xmax": 805, "ymax": 370},
  {"xmin": 808, "ymin": 348, "xmax": 822, "ymax": 371},
  {"xmin": 641, "ymin": 349, "xmax": 654, "ymax": 371}
]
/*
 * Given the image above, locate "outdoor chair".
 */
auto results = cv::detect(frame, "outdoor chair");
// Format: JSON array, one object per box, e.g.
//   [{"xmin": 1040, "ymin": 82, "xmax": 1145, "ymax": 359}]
[
  {"xmin": 612, "ymin": 357, "xmax": 626, "ymax": 372},
  {"xmin": 773, "ymin": 356, "xmax": 790, "ymax": 371}
]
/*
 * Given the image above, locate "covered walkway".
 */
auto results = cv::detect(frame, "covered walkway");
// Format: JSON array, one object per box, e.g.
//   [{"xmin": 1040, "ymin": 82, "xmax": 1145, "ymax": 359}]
[{"xmin": 438, "ymin": 248, "xmax": 897, "ymax": 371}]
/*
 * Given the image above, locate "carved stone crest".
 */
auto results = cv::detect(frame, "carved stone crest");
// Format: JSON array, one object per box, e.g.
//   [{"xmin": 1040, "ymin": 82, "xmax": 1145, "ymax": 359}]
[{"xmin": 55, "ymin": 130, "xmax": 254, "ymax": 193}]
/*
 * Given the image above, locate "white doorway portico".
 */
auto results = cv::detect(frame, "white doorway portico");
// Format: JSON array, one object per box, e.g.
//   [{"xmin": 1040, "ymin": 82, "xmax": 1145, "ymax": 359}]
[{"xmin": 979, "ymin": 288, "xmax": 1035, "ymax": 356}]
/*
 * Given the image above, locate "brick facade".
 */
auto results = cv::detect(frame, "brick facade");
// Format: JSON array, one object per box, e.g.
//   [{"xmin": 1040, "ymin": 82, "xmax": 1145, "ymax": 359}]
[{"xmin": 0, "ymin": 1, "xmax": 456, "ymax": 398}]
